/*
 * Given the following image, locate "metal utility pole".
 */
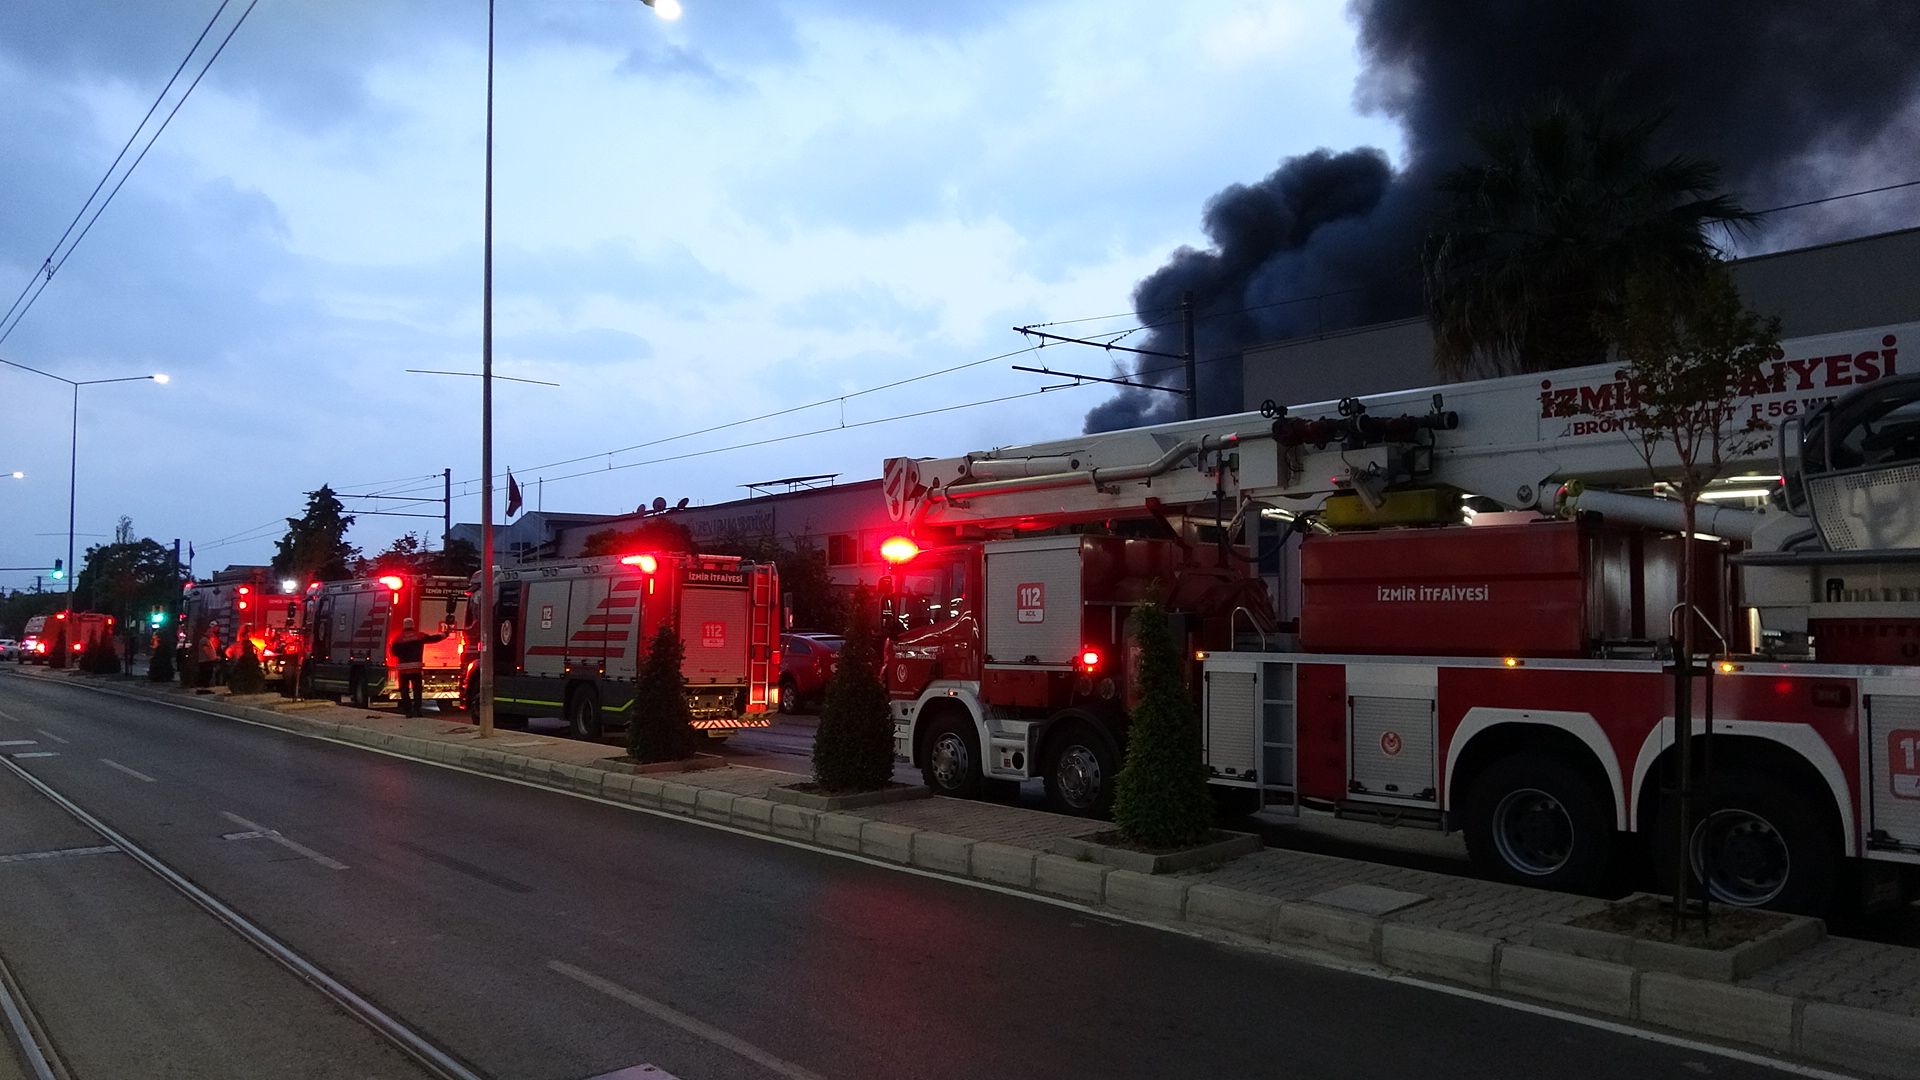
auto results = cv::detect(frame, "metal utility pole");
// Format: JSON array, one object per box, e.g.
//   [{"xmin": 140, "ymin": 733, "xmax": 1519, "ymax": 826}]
[
  {"xmin": 1182, "ymin": 291, "xmax": 1198, "ymax": 420},
  {"xmin": 443, "ymin": 468, "xmax": 452, "ymax": 548},
  {"xmin": 477, "ymin": 0, "xmax": 497, "ymax": 739}
]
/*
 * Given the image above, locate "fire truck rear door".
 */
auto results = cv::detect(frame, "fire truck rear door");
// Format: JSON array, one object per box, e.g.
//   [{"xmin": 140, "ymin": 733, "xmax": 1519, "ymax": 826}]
[
  {"xmin": 682, "ymin": 583, "xmax": 749, "ymax": 686},
  {"xmin": 521, "ymin": 577, "xmax": 571, "ymax": 678}
]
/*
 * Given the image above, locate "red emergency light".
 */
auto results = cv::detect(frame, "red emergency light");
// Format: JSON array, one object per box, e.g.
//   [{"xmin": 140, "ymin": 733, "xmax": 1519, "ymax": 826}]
[
  {"xmin": 238, "ymin": 600, "xmax": 249, "ymax": 610},
  {"xmin": 55, "ymin": 612, "xmax": 67, "ymax": 620},
  {"xmin": 238, "ymin": 586, "xmax": 251, "ymax": 596},
  {"xmin": 880, "ymin": 536, "xmax": 920, "ymax": 565},
  {"xmin": 378, "ymin": 575, "xmax": 405, "ymax": 592},
  {"xmin": 620, "ymin": 554, "xmax": 659, "ymax": 573},
  {"xmin": 1076, "ymin": 647, "xmax": 1103, "ymax": 673}
]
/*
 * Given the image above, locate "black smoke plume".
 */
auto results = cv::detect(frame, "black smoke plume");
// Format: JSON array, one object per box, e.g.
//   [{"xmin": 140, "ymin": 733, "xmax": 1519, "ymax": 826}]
[{"xmin": 1084, "ymin": 0, "xmax": 1920, "ymax": 432}]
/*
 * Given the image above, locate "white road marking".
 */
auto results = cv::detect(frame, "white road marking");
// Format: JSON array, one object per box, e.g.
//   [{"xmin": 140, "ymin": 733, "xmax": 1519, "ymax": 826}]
[
  {"xmin": 0, "ymin": 707, "xmax": 30, "ymax": 724},
  {"xmin": 99, "ymin": 758, "xmax": 157, "ymax": 783},
  {"xmin": 0, "ymin": 740, "xmax": 37, "ymax": 746},
  {"xmin": 586, "ymin": 1067, "xmax": 682, "ymax": 1080},
  {"xmin": 0, "ymin": 845, "xmax": 119, "ymax": 866},
  {"xmin": 219, "ymin": 811, "xmax": 348, "ymax": 870},
  {"xmin": 549, "ymin": 961, "xmax": 826, "ymax": 1080},
  {"xmin": 41, "ymin": 678, "xmax": 1864, "ymax": 1079},
  {"xmin": 221, "ymin": 830, "xmax": 266, "ymax": 841},
  {"xmin": 9, "ymin": 752, "xmax": 56, "ymax": 759},
  {"xmin": 34, "ymin": 730, "xmax": 68, "ymax": 744}
]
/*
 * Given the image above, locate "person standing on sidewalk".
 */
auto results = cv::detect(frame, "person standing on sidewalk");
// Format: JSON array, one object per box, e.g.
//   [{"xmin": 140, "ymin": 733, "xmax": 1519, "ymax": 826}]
[{"xmin": 388, "ymin": 617, "xmax": 448, "ymax": 718}]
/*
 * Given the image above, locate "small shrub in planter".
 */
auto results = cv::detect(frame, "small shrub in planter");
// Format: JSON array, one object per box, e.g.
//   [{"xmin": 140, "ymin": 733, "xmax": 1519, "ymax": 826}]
[
  {"xmin": 79, "ymin": 636, "xmax": 121, "ymax": 675},
  {"xmin": 148, "ymin": 639, "xmax": 175, "ymax": 683},
  {"xmin": 1111, "ymin": 603, "xmax": 1214, "ymax": 850},
  {"xmin": 228, "ymin": 643, "xmax": 267, "ymax": 694},
  {"xmin": 629, "ymin": 626, "xmax": 695, "ymax": 763},
  {"xmin": 811, "ymin": 589, "xmax": 893, "ymax": 794}
]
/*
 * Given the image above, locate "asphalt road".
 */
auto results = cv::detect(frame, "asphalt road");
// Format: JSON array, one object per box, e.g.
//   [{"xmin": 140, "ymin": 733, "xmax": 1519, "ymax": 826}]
[{"xmin": 0, "ymin": 673, "xmax": 1828, "ymax": 1080}]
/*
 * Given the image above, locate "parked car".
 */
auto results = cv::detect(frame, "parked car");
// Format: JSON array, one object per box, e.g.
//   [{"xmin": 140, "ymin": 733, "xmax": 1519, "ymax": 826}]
[
  {"xmin": 0, "ymin": 639, "xmax": 18, "ymax": 661},
  {"xmin": 778, "ymin": 632, "xmax": 843, "ymax": 714}
]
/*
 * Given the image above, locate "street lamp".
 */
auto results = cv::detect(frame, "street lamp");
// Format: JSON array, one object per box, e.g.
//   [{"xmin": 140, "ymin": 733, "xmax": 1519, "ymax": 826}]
[
  {"xmin": 476, "ymin": 0, "xmax": 678, "ymax": 738},
  {"xmin": 56, "ymin": 374, "xmax": 169, "ymax": 626},
  {"xmin": 7, "ymin": 471, "xmax": 21, "ymax": 480}
]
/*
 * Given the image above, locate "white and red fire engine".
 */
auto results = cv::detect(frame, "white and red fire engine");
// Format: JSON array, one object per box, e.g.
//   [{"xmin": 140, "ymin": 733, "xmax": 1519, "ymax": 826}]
[
  {"xmin": 183, "ymin": 567, "xmax": 304, "ymax": 684},
  {"xmin": 301, "ymin": 573, "xmax": 470, "ymax": 708},
  {"xmin": 480, "ymin": 552, "xmax": 780, "ymax": 740},
  {"xmin": 20, "ymin": 610, "xmax": 114, "ymax": 664},
  {"xmin": 880, "ymin": 321, "xmax": 1918, "ymax": 914}
]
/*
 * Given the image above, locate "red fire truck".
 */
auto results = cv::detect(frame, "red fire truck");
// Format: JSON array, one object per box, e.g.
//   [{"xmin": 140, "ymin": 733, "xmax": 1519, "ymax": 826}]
[
  {"xmin": 301, "ymin": 573, "xmax": 470, "ymax": 709},
  {"xmin": 480, "ymin": 552, "xmax": 780, "ymax": 740},
  {"xmin": 20, "ymin": 611, "xmax": 114, "ymax": 664},
  {"xmin": 183, "ymin": 567, "xmax": 304, "ymax": 685},
  {"xmin": 881, "ymin": 320, "xmax": 1919, "ymax": 914}
]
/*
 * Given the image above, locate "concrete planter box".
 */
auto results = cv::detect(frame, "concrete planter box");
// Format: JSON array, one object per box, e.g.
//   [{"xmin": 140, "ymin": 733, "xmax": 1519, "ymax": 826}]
[
  {"xmin": 1047, "ymin": 830, "xmax": 1260, "ymax": 875},
  {"xmin": 593, "ymin": 753, "xmax": 728, "ymax": 776},
  {"xmin": 1533, "ymin": 894, "xmax": 1824, "ymax": 982},
  {"xmin": 766, "ymin": 782, "xmax": 929, "ymax": 811}
]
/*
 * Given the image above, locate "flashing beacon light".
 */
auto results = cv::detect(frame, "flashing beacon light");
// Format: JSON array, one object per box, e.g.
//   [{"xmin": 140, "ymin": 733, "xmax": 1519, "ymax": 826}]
[
  {"xmin": 880, "ymin": 536, "xmax": 920, "ymax": 565},
  {"xmin": 238, "ymin": 586, "xmax": 251, "ymax": 596},
  {"xmin": 1502, "ymin": 656, "xmax": 1522, "ymax": 668},
  {"xmin": 620, "ymin": 554, "xmax": 659, "ymax": 574},
  {"xmin": 1076, "ymin": 647, "xmax": 1103, "ymax": 673},
  {"xmin": 55, "ymin": 612, "xmax": 67, "ymax": 620},
  {"xmin": 238, "ymin": 600, "xmax": 249, "ymax": 610},
  {"xmin": 378, "ymin": 575, "xmax": 405, "ymax": 592},
  {"xmin": 281, "ymin": 578, "xmax": 299, "ymax": 594}
]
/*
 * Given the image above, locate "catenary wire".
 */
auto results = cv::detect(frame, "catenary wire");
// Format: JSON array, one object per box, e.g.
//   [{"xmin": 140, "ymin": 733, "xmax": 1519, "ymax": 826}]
[{"xmin": 0, "ymin": 0, "xmax": 262, "ymax": 346}]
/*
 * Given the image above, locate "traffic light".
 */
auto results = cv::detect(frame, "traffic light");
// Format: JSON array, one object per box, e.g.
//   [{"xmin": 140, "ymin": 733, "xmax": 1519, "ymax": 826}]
[
  {"xmin": 50, "ymin": 558, "xmax": 63, "ymax": 580},
  {"xmin": 149, "ymin": 610, "xmax": 168, "ymax": 628}
]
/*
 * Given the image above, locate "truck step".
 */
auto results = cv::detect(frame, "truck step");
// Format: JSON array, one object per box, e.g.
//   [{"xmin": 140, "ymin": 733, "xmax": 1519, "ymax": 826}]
[{"xmin": 1334, "ymin": 802, "xmax": 1444, "ymax": 830}]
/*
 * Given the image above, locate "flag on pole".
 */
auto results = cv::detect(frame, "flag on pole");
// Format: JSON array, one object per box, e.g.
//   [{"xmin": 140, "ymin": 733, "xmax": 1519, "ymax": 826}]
[
  {"xmin": 506, "ymin": 472, "xmax": 523, "ymax": 519},
  {"xmin": 187, "ymin": 542, "xmax": 195, "ymax": 563}
]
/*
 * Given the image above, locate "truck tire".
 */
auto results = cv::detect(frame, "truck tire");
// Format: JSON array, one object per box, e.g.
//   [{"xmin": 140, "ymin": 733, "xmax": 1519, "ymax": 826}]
[
  {"xmin": 1042, "ymin": 722, "xmax": 1118, "ymax": 818},
  {"xmin": 1648, "ymin": 765, "xmax": 1838, "ymax": 915},
  {"xmin": 1460, "ymin": 752, "xmax": 1613, "ymax": 894},
  {"xmin": 921, "ymin": 713, "xmax": 982, "ymax": 799},
  {"xmin": 349, "ymin": 671, "xmax": 371, "ymax": 711},
  {"xmin": 566, "ymin": 686, "xmax": 604, "ymax": 740}
]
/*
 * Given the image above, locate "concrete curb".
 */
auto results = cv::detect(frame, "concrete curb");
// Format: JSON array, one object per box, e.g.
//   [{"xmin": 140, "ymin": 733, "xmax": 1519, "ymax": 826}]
[{"xmin": 18, "ymin": 668, "xmax": 1919, "ymax": 1080}]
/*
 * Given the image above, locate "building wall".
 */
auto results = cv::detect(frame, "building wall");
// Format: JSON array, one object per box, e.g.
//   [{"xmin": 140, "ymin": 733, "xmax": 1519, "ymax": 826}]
[
  {"xmin": 447, "ymin": 511, "xmax": 619, "ymax": 565},
  {"xmin": 554, "ymin": 479, "xmax": 895, "ymax": 589},
  {"xmin": 1242, "ymin": 227, "xmax": 1920, "ymax": 412}
]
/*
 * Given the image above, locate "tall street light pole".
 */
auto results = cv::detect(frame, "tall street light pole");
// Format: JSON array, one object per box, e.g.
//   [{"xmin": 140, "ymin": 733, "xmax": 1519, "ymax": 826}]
[
  {"xmin": 477, "ymin": 0, "xmax": 679, "ymax": 739},
  {"xmin": 62, "ymin": 374, "xmax": 169, "ymax": 624},
  {"xmin": 1, "ymin": 357, "xmax": 167, "ymax": 641}
]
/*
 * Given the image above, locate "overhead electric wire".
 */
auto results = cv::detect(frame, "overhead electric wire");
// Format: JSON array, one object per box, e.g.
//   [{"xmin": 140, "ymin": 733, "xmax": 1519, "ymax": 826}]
[
  {"xmin": 366, "ymin": 341, "xmax": 1055, "ymax": 501},
  {"xmin": 0, "ymin": 0, "xmax": 262, "ymax": 347},
  {"xmin": 0, "ymin": 0, "xmax": 235, "ymax": 336}
]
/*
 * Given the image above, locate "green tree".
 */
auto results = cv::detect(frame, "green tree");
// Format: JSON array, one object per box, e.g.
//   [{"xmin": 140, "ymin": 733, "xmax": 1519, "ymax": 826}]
[
  {"xmin": 0, "ymin": 590, "xmax": 65, "ymax": 640},
  {"xmin": 272, "ymin": 486, "xmax": 359, "ymax": 583},
  {"xmin": 579, "ymin": 518, "xmax": 694, "ymax": 558},
  {"xmin": 425, "ymin": 537, "xmax": 482, "ymax": 579},
  {"xmin": 629, "ymin": 625, "xmax": 695, "ymax": 763},
  {"xmin": 811, "ymin": 587, "xmax": 893, "ymax": 793},
  {"xmin": 148, "ymin": 634, "xmax": 175, "ymax": 683},
  {"xmin": 229, "ymin": 641, "xmax": 267, "ymax": 694},
  {"xmin": 1598, "ymin": 263, "xmax": 1779, "ymax": 925},
  {"xmin": 1111, "ymin": 604, "xmax": 1214, "ymax": 849},
  {"xmin": 79, "ymin": 634, "xmax": 121, "ymax": 675},
  {"xmin": 1424, "ymin": 98, "xmax": 1756, "ymax": 379},
  {"xmin": 76, "ymin": 536, "xmax": 177, "ymax": 622}
]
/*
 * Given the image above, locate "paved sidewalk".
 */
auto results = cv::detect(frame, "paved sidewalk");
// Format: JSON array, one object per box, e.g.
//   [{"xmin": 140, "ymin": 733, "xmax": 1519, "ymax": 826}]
[{"xmin": 15, "ymin": 666, "xmax": 1920, "ymax": 1078}]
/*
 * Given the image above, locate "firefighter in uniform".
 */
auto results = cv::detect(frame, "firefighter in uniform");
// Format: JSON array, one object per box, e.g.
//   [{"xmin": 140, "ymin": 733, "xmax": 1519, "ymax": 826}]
[{"xmin": 389, "ymin": 617, "xmax": 448, "ymax": 718}]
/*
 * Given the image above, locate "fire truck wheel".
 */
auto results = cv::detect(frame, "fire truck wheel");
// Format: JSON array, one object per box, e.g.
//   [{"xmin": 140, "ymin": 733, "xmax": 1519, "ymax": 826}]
[
  {"xmin": 1042, "ymin": 723, "xmax": 1118, "ymax": 818},
  {"xmin": 1461, "ymin": 753, "xmax": 1612, "ymax": 893},
  {"xmin": 1649, "ymin": 766, "xmax": 1837, "ymax": 914},
  {"xmin": 349, "ymin": 671, "xmax": 371, "ymax": 710},
  {"xmin": 921, "ymin": 713, "xmax": 982, "ymax": 798},
  {"xmin": 566, "ymin": 687, "xmax": 605, "ymax": 739}
]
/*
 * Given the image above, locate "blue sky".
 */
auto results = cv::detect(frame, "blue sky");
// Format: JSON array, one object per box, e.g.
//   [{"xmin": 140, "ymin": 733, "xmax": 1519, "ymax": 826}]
[{"xmin": 0, "ymin": 0, "xmax": 1400, "ymax": 582}]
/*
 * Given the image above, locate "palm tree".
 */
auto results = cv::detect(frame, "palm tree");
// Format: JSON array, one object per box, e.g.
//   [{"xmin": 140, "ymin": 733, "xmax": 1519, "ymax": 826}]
[{"xmin": 1423, "ymin": 98, "xmax": 1757, "ymax": 379}]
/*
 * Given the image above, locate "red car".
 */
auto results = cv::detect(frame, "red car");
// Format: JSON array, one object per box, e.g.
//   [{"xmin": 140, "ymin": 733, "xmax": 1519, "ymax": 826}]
[{"xmin": 778, "ymin": 632, "xmax": 843, "ymax": 714}]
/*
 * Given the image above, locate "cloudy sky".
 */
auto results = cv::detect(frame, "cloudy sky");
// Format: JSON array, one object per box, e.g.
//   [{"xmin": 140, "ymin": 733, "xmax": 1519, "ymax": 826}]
[
  {"xmin": 0, "ymin": 0, "xmax": 1401, "ymax": 584},
  {"xmin": 4, "ymin": 1, "xmax": 1913, "ymax": 590}
]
